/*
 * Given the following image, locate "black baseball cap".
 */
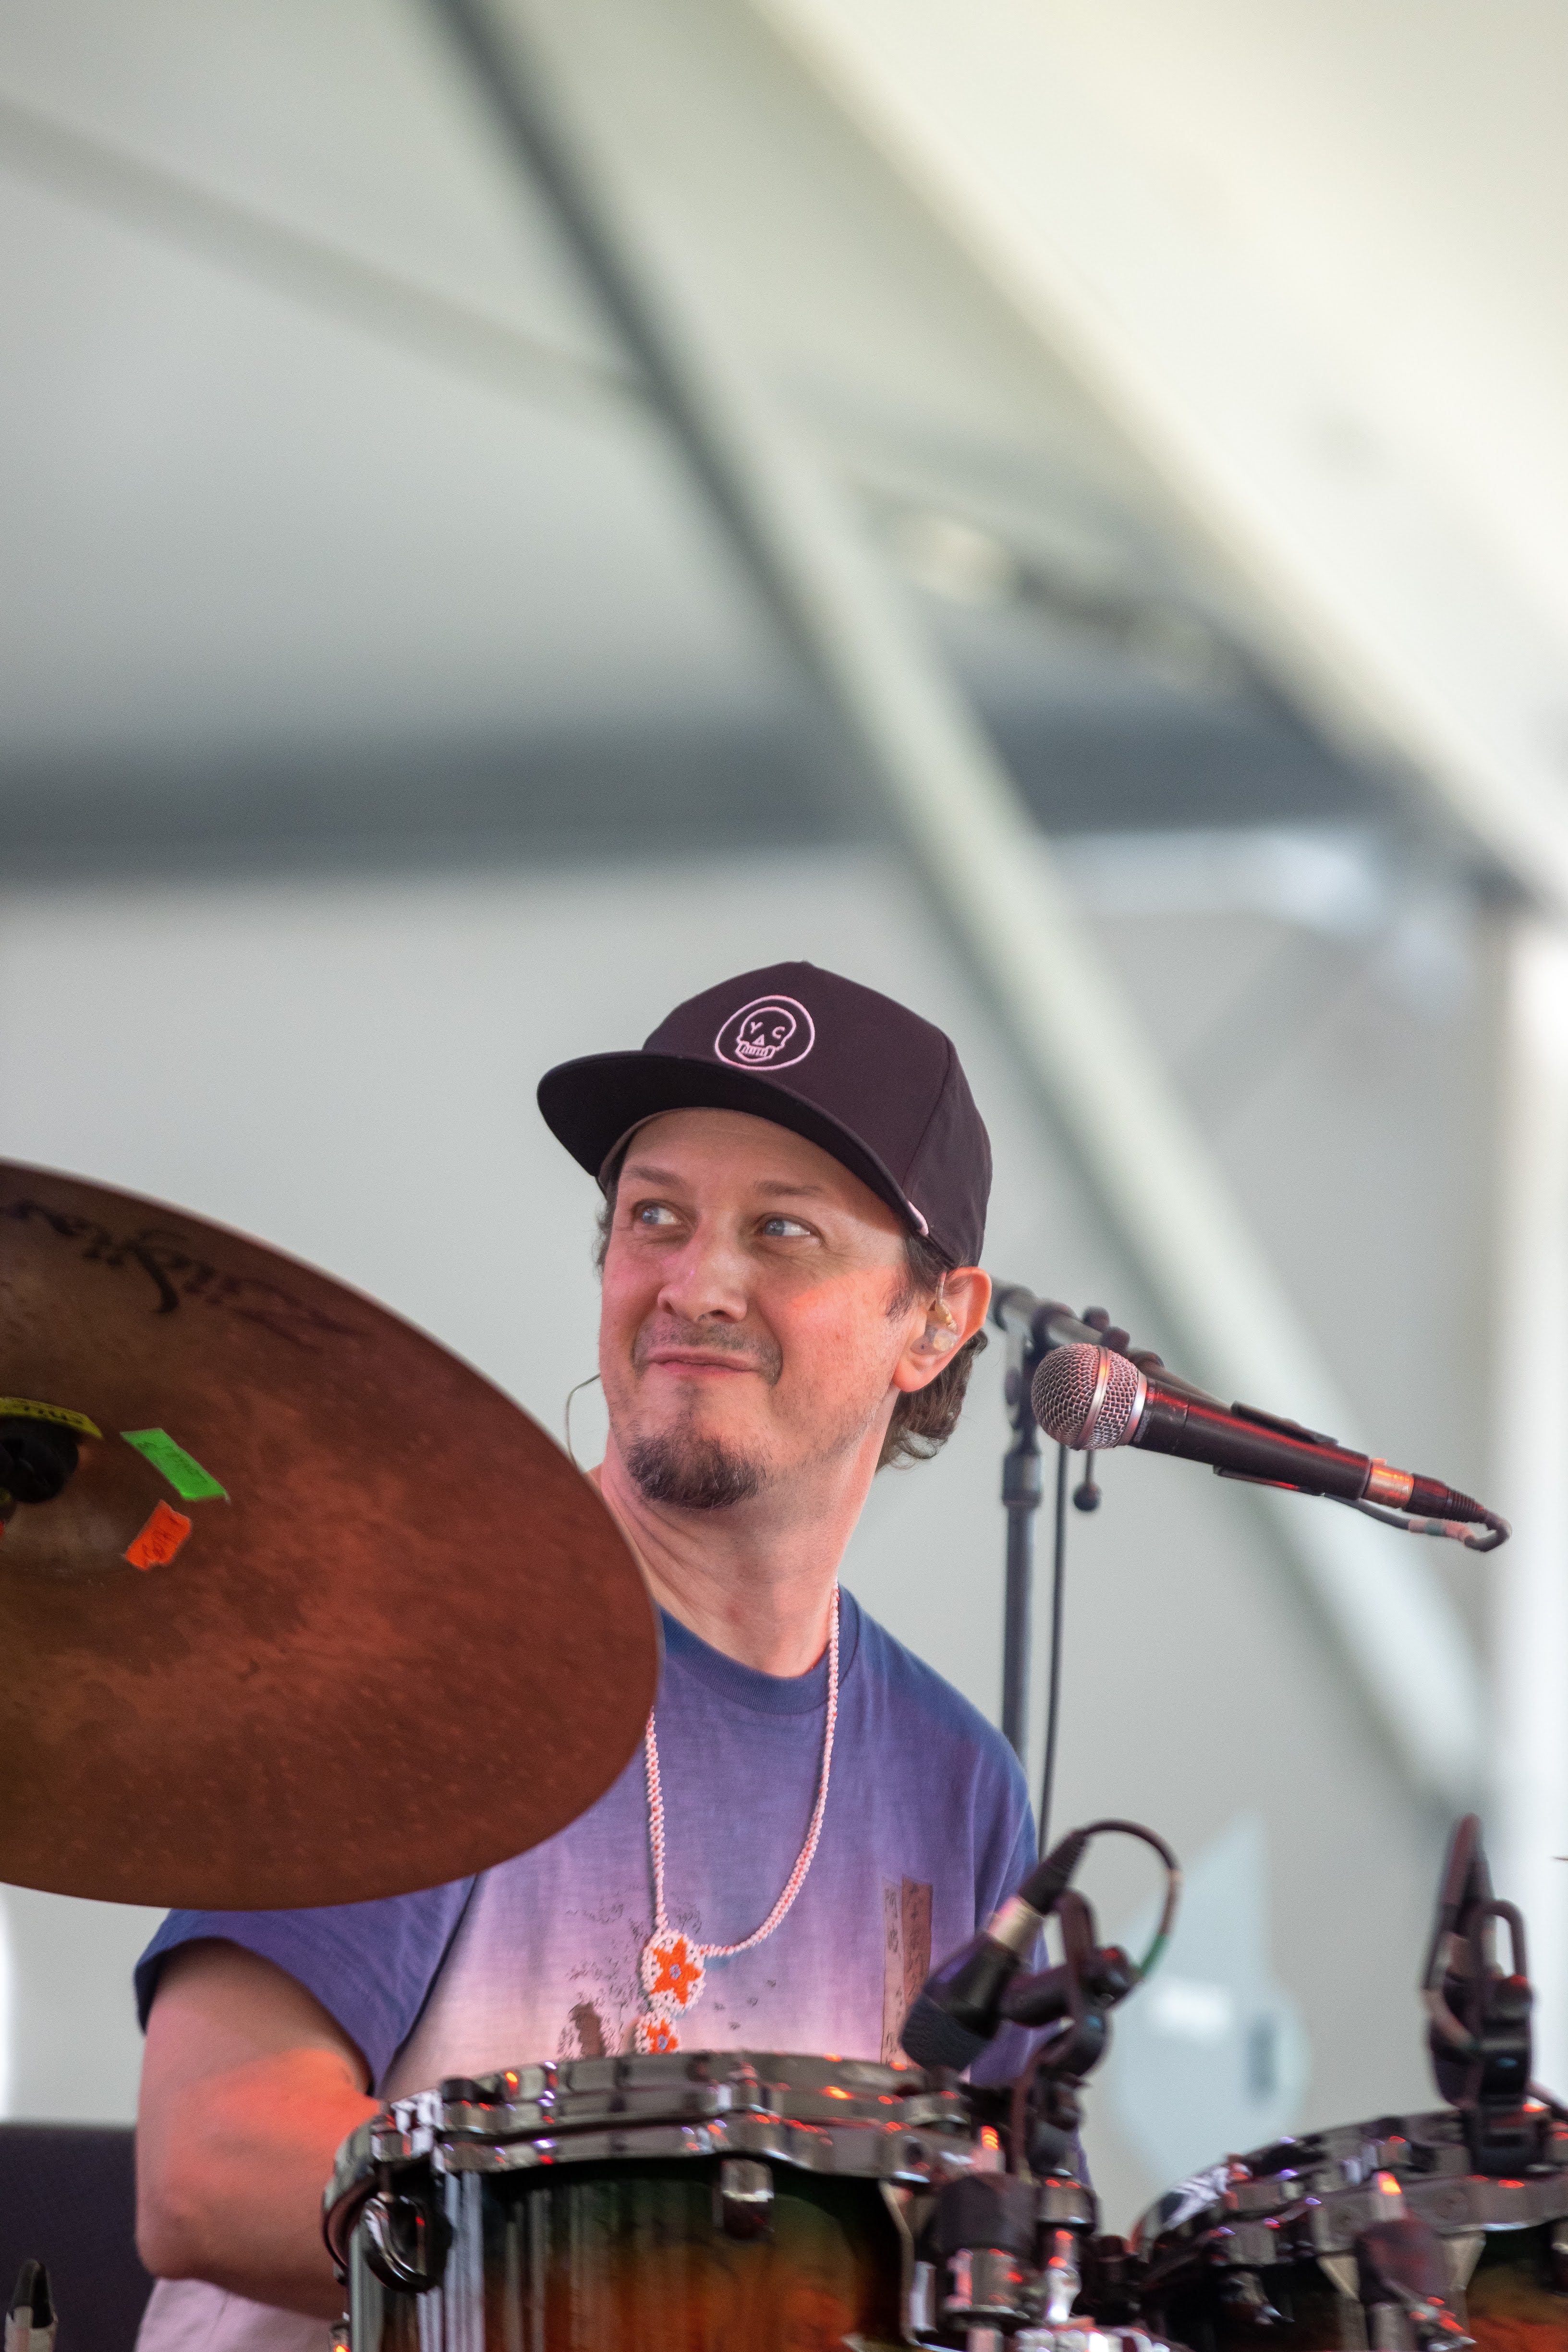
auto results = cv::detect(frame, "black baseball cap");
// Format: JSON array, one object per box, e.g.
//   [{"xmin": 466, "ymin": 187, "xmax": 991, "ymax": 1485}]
[{"xmin": 538, "ymin": 961, "xmax": 991, "ymax": 1267}]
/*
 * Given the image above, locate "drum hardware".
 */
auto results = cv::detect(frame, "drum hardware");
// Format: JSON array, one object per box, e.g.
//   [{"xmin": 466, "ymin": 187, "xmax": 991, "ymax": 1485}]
[
  {"xmin": 902, "ymin": 1824, "xmax": 1098, "ymax": 2074},
  {"xmin": 716, "ymin": 2156, "xmax": 775, "ymax": 2241},
  {"xmin": 1004, "ymin": 1891, "xmax": 1128, "ymax": 2182},
  {"xmin": 906, "ymin": 1835, "xmax": 1179, "ymax": 2352},
  {"xmin": 903, "ymin": 1820, "xmax": 1179, "ymax": 2078},
  {"xmin": 1422, "ymin": 1816, "xmax": 1541, "ymax": 2176},
  {"xmin": 1441, "ymin": 2237, "xmax": 1485, "ymax": 2298},
  {"xmin": 357, "ymin": 2184, "xmax": 451, "ymax": 2295},
  {"xmin": 921, "ymin": 2138, "xmax": 1044, "ymax": 2343},
  {"xmin": 1553, "ymin": 2219, "xmax": 1568, "ymax": 2292},
  {"xmin": 1080, "ymin": 2234, "xmax": 1148, "ymax": 2328},
  {"xmin": 320, "ymin": 2047, "xmax": 1196, "ymax": 2351},
  {"xmin": 1216, "ymin": 2270, "xmax": 1282, "ymax": 2325},
  {"xmin": 325, "ymin": 2051, "xmax": 990, "ymax": 2350},
  {"xmin": 1354, "ymin": 2205, "xmax": 1475, "ymax": 2352},
  {"xmin": 3, "ymin": 2261, "xmax": 56, "ymax": 2352},
  {"xmin": 1130, "ymin": 1817, "xmax": 1568, "ymax": 2352}
]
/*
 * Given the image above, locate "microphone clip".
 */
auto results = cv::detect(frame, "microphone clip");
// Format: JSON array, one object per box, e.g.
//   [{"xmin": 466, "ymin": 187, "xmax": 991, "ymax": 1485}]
[{"xmin": 1422, "ymin": 1814, "xmax": 1543, "ymax": 2173}]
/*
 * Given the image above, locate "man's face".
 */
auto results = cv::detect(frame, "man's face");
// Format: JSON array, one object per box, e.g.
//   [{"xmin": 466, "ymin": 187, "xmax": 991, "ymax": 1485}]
[{"xmin": 598, "ymin": 1107, "xmax": 920, "ymax": 1511}]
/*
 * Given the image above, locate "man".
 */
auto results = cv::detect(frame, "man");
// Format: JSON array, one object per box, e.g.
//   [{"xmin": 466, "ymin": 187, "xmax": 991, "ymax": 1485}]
[{"xmin": 133, "ymin": 960, "xmax": 1035, "ymax": 2350}]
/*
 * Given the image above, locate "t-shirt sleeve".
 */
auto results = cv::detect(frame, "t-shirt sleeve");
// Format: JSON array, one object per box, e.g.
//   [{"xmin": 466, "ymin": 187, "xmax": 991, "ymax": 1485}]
[
  {"xmin": 134, "ymin": 1879, "xmax": 476, "ymax": 2090},
  {"xmin": 982, "ymin": 1788, "xmax": 1039, "ymax": 1921}
]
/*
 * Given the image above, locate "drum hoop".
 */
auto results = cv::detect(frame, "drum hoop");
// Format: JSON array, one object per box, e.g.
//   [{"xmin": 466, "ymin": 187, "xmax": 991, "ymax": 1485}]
[
  {"xmin": 324, "ymin": 2049, "xmax": 984, "ymax": 2237},
  {"xmin": 1134, "ymin": 2107, "xmax": 1568, "ymax": 2267}
]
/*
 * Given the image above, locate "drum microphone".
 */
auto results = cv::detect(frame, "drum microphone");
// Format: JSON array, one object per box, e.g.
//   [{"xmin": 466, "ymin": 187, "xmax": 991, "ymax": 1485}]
[
  {"xmin": 1031, "ymin": 1344, "xmax": 1510, "ymax": 1550},
  {"xmin": 899, "ymin": 1826, "xmax": 1092, "ymax": 2071}
]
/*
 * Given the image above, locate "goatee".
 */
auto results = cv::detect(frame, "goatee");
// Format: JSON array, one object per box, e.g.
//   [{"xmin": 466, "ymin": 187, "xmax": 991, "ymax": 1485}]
[{"xmin": 622, "ymin": 1431, "xmax": 765, "ymax": 1511}]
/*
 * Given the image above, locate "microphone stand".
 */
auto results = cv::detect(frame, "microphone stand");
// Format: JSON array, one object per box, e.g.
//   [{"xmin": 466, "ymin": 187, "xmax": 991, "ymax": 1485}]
[
  {"xmin": 989, "ymin": 1290, "xmax": 1142, "ymax": 1819},
  {"xmin": 996, "ymin": 1300, "xmax": 1048, "ymax": 1763}
]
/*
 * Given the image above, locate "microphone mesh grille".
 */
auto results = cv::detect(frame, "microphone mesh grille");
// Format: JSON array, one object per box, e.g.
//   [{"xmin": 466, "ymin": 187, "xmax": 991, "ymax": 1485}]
[{"xmin": 1032, "ymin": 1343, "xmax": 1144, "ymax": 1450}]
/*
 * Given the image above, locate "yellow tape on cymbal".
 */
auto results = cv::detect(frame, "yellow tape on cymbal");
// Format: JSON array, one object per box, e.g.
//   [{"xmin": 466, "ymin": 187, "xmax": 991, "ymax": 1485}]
[{"xmin": 0, "ymin": 1397, "xmax": 102, "ymax": 1440}]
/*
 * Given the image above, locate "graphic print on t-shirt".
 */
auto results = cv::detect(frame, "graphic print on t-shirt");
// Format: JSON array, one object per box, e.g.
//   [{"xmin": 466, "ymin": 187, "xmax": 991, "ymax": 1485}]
[
  {"xmin": 881, "ymin": 1877, "xmax": 933, "ymax": 2062},
  {"xmin": 557, "ymin": 1892, "xmax": 715, "ymax": 2060}
]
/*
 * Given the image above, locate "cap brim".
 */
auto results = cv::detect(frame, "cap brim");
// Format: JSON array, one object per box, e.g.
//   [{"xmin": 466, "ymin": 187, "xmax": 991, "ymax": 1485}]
[{"xmin": 537, "ymin": 1052, "xmax": 928, "ymax": 1240}]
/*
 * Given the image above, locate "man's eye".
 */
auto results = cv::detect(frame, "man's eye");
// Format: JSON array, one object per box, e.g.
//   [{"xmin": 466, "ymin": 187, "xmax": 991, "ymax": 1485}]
[
  {"xmin": 632, "ymin": 1202, "xmax": 681, "ymax": 1228},
  {"xmin": 761, "ymin": 1215, "xmax": 813, "ymax": 1239}
]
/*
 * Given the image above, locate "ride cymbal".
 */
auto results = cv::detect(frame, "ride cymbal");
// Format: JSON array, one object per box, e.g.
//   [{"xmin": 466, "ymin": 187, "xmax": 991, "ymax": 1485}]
[{"xmin": 0, "ymin": 1162, "xmax": 657, "ymax": 1911}]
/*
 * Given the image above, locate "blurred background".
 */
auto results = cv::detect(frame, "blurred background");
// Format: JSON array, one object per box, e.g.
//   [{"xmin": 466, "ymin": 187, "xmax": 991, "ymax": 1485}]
[{"xmin": 3, "ymin": 0, "xmax": 1568, "ymax": 2241}]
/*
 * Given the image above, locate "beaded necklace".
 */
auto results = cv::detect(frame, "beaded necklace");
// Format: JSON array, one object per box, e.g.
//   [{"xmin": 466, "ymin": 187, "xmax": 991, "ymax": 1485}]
[{"xmin": 634, "ymin": 1588, "xmax": 840, "ymax": 2053}]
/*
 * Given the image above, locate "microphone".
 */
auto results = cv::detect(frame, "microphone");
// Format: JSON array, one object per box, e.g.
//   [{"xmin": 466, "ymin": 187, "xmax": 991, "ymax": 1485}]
[
  {"xmin": 1031, "ymin": 1343, "xmax": 1506, "ymax": 1540},
  {"xmin": 899, "ymin": 1827, "xmax": 1091, "ymax": 2071},
  {"xmin": 1002, "ymin": 1943, "xmax": 1136, "ymax": 2028}
]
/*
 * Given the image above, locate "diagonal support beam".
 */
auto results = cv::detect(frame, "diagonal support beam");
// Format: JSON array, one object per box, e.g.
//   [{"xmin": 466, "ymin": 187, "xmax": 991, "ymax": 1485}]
[
  {"xmin": 759, "ymin": 0, "xmax": 1568, "ymax": 919},
  {"xmin": 424, "ymin": 0, "xmax": 1484, "ymax": 1804}
]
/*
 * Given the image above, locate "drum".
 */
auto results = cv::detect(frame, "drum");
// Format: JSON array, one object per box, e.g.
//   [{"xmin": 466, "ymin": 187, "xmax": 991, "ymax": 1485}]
[
  {"xmin": 1131, "ymin": 2106, "xmax": 1568, "ymax": 2352},
  {"xmin": 325, "ymin": 2049, "xmax": 970, "ymax": 2350}
]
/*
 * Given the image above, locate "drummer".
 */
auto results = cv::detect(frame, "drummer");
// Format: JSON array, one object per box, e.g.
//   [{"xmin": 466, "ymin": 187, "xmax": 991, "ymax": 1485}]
[{"xmin": 132, "ymin": 960, "xmax": 1037, "ymax": 2350}]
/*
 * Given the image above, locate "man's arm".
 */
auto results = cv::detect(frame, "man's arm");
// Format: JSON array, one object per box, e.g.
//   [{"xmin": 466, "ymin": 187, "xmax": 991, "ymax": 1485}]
[{"xmin": 136, "ymin": 1939, "xmax": 382, "ymax": 2323}]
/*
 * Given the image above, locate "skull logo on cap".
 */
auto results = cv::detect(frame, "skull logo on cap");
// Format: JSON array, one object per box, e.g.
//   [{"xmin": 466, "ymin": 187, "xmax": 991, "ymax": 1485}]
[{"xmin": 714, "ymin": 994, "xmax": 816, "ymax": 1071}]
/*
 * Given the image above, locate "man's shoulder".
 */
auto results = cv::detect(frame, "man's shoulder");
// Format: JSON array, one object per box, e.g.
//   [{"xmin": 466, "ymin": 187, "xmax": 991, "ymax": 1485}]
[{"xmin": 845, "ymin": 1595, "xmax": 1025, "ymax": 1795}]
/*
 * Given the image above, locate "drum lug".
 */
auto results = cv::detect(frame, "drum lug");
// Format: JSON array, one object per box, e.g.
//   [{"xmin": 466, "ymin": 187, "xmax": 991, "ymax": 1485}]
[
  {"xmin": 908, "ymin": 2258, "xmax": 937, "ymax": 2341},
  {"xmin": 1355, "ymin": 2210, "xmax": 1474, "ymax": 2352},
  {"xmin": 1217, "ymin": 2267, "xmax": 1282, "ymax": 2324},
  {"xmin": 929, "ymin": 2172, "xmax": 1041, "ymax": 2338},
  {"xmin": 1364, "ymin": 2300, "xmax": 1472, "ymax": 2352},
  {"xmin": 1441, "ymin": 2234, "xmax": 1483, "ymax": 2299},
  {"xmin": 715, "ymin": 2157, "xmax": 774, "ymax": 2241},
  {"xmin": 360, "ymin": 2186, "xmax": 452, "ymax": 2294},
  {"xmin": 1551, "ymin": 2219, "xmax": 1568, "ymax": 2293},
  {"xmin": 1319, "ymin": 2256, "xmax": 1359, "ymax": 2304},
  {"xmin": 1041, "ymin": 2226, "xmax": 1084, "ymax": 2326}
]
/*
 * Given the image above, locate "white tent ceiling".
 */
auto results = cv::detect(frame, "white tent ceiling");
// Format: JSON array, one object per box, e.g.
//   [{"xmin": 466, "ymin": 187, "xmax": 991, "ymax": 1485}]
[
  {"xmin": 764, "ymin": 0, "xmax": 1568, "ymax": 908},
  {"xmin": 0, "ymin": 0, "xmax": 1375, "ymax": 865}
]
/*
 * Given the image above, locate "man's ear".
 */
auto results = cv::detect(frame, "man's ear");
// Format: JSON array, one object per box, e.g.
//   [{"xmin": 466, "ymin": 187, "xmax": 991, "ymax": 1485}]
[{"xmin": 890, "ymin": 1266, "xmax": 991, "ymax": 1395}]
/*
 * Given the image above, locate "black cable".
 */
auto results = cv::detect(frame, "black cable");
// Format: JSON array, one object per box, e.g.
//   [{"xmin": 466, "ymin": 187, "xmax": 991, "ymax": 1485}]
[
  {"xmin": 1038, "ymin": 1443, "xmax": 1070, "ymax": 1858},
  {"xmin": 1074, "ymin": 1817, "xmax": 1183, "ymax": 1976},
  {"xmin": 1333, "ymin": 1492, "xmax": 1510, "ymax": 1552},
  {"xmin": 1006, "ymin": 1823, "xmax": 1181, "ymax": 2175}
]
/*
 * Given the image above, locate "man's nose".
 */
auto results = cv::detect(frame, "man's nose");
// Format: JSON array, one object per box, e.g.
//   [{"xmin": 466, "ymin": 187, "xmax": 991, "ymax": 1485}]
[{"xmin": 656, "ymin": 1223, "xmax": 751, "ymax": 1322}]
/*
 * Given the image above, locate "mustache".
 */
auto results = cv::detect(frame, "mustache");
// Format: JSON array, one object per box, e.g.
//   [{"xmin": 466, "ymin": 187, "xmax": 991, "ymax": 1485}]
[{"xmin": 632, "ymin": 1316, "xmax": 783, "ymax": 1386}]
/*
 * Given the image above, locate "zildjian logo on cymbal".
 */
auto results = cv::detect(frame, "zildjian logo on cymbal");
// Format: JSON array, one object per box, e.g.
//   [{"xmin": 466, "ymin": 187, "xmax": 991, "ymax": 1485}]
[{"xmin": 0, "ymin": 1199, "xmax": 363, "ymax": 1351}]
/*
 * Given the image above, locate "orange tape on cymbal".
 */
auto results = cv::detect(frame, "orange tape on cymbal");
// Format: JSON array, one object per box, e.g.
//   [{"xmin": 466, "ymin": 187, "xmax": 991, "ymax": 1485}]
[{"xmin": 124, "ymin": 1499, "xmax": 192, "ymax": 1572}]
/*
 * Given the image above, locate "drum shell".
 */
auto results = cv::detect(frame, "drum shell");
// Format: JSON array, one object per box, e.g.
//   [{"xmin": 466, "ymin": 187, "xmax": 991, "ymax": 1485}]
[
  {"xmin": 343, "ymin": 2154, "xmax": 906, "ymax": 2351},
  {"xmin": 326, "ymin": 2050, "xmax": 977, "ymax": 2352},
  {"xmin": 1142, "ymin": 2221, "xmax": 1568, "ymax": 2352}
]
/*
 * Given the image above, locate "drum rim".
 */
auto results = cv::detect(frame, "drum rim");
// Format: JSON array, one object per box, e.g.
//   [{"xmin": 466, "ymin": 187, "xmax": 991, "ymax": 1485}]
[
  {"xmin": 324, "ymin": 2047, "xmax": 988, "ymax": 2245},
  {"xmin": 1132, "ymin": 2105, "xmax": 1568, "ymax": 2265}
]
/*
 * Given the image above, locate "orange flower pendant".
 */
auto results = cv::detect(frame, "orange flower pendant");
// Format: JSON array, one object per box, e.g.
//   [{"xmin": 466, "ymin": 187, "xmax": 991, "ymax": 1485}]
[{"xmin": 635, "ymin": 1933, "xmax": 705, "ymax": 2052}]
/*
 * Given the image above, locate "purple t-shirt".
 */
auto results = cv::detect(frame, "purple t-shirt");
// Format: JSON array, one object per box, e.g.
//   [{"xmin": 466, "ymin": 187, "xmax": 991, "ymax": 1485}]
[{"xmin": 137, "ymin": 1592, "xmax": 1034, "ymax": 2090}]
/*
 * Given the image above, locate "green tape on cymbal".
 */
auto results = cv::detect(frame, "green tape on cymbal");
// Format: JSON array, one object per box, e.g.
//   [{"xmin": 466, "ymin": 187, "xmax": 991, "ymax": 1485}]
[{"xmin": 120, "ymin": 1428, "xmax": 227, "ymax": 1502}]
